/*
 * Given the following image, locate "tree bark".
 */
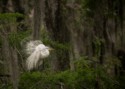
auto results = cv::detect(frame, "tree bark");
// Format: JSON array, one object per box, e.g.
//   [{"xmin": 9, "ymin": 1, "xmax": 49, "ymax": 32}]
[{"xmin": 33, "ymin": 0, "xmax": 44, "ymax": 40}]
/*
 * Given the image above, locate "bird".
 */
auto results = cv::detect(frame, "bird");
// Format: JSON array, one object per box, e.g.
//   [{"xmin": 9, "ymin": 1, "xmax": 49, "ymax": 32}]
[{"xmin": 25, "ymin": 40, "xmax": 53, "ymax": 70}]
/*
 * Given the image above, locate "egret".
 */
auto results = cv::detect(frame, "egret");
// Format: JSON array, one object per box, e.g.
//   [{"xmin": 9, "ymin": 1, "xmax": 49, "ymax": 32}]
[{"xmin": 25, "ymin": 40, "xmax": 53, "ymax": 70}]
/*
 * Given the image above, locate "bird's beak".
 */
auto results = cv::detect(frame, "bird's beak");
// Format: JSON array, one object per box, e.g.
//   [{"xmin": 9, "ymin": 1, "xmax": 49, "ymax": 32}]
[{"xmin": 49, "ymin": 47, "xmax": 54, "ymax": 51}]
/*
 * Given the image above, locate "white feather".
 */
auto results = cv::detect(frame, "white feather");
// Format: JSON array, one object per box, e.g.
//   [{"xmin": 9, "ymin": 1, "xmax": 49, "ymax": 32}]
[
  {"xmin": 26, "ymin": 40, "xmax": 50, "ymax": 70},
  {"xmin": 26, "ymin": 40, "xmax": 42, "ymax": 55}
]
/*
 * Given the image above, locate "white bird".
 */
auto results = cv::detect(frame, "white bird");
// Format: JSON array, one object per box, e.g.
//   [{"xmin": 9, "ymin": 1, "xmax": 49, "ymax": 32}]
[{"xmin": 25, "ymin": 40, "xmax": 53, "ymax": 70}]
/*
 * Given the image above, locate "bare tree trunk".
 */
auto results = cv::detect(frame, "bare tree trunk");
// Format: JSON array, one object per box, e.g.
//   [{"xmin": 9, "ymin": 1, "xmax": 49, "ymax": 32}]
[
  {"xmin": 1, "ymin": 35, "xmax": 11, "ymax": 76},
  {"xmin": 1, "ymin": 34, "xmax": 19, "ymax": 89},
  {"xmin": 10, "ymin": 48, "xmax": 19, "ymax": 89},
  {"xmin": 33, "ymin": 0, "xmax": 44, "ymax": 40}
]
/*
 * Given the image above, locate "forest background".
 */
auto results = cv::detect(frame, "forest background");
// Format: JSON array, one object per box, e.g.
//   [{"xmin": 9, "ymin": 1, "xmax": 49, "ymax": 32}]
[{"xmin": 0, "ymin": 0, "xmax": 125, "ymax": 89}]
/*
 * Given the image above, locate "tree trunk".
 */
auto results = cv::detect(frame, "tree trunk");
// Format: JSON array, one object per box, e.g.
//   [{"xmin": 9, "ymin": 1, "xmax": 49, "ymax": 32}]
[
  {"xmin": 1, "ymin": 34, "xmax": 19, "ymax": 89},
  {"xmin": 33, "ymin": 0, "xmax": 44, "ymax": 40},
  {"xmin": 45, "ymin": 0, "xmax": 70, "ymax": 71}
]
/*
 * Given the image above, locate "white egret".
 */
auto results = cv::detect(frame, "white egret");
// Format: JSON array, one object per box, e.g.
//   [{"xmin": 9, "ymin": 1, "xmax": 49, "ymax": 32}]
[{"xmin": 25, "ymin": 40, "xmax": 53, "ymax": 70}]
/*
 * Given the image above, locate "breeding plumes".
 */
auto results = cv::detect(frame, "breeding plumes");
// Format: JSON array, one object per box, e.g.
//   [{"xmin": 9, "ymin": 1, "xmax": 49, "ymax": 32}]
[{"xmin": 25, "ymin": 40, "xmax": 52, "ymax": 70}]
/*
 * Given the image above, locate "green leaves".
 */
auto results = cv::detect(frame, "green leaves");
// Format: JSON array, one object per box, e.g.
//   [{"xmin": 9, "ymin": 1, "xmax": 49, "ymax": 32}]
[
  {"xmin": 19, "ymin": 58, "xmax": 117, "ymax": 89},
  {"xmin": 0, "ymin": 13, "xmax": 24, "ymax": 22},
  {"xmin": 8, "ymin": 30, "xmax": 31, "ymax": 48}
]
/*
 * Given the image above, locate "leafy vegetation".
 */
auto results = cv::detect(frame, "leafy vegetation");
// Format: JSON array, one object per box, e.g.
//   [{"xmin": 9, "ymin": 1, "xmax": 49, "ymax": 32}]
[{"xmin": 19, "ymin": 58, "xmax": 118, "ymax": 89}]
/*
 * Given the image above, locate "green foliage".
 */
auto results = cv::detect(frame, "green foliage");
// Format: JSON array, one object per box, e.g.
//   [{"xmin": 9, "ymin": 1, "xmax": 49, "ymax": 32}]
[
  {"xmin": 81, "ymin": 0, "xmax": 99, "ymax": 17},
  {"xmin": 8, "ymin": 30, "xmax": 31, "ymax": 48},
  {"xmin": 117, "ymin": 75, "xmax": 125, "ymax": 89},
  {"xmin": 19, "ymin": 72, "xmax": 60, "ymax": 89},
  {"xmin": 93, "ymin": 37, "xmax": 104, "ymax": 57},
  {"xmin": 19, "ymin": 58, "xmax": 117, "ymax": 89},
  {"xmin": 0, "ymin": 13, "xmax": 24, "ymax": 22},
  {"xmin": 0, "ymin": 13, "xmax": 26, "ymax": 48},
  {"xmin": 43, "ymin": 39, "xmax": 70, "ymax": 51},
  {"xmin": 40, "ymin": 28, "xmax": 70, "ymax": 51},
  {"xmin": 0, "ymin": 84, "xmax": 13, "ymax": 89}
]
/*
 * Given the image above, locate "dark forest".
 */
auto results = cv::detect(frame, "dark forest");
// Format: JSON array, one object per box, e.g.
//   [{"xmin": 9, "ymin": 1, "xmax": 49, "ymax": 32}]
[{"xmin": 0, "ymin": 0, "xmax": 125, "ymax": 89}]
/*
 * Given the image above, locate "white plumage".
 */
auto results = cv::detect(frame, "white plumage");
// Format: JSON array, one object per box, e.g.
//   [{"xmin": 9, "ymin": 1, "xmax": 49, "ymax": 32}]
[{"xmin": 26, "ymin": 40, "xmax": 51, "ymax": 70}]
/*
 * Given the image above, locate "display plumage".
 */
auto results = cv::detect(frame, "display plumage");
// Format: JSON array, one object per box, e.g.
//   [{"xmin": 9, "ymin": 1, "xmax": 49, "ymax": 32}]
[{"xmin": 25, "ymin": 40, "xmax": 52, "ymax": 70}]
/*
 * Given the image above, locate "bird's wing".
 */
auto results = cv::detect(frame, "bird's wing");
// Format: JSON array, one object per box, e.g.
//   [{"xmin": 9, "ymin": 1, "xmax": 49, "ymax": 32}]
[
  {"xmin": 25, "ymin": 40, "xmax": 42, "ymax": 55},
  {"xmin": 26, "ymin": 49, "xmax": 42, "ymax": 70}
]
